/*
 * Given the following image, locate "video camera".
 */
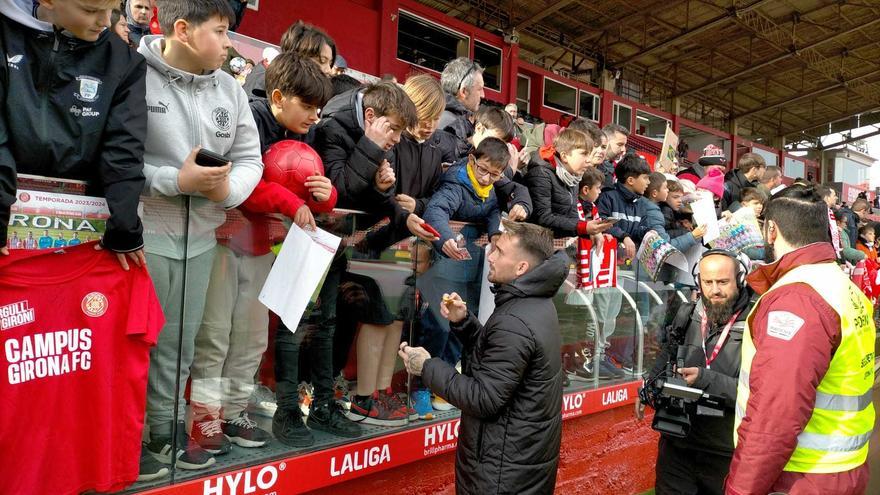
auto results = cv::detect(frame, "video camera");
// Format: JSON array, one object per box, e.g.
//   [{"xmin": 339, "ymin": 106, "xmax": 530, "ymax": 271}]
[{"xmin": 638, "ymin": 343, "xmax": 726, "ymax": 438}]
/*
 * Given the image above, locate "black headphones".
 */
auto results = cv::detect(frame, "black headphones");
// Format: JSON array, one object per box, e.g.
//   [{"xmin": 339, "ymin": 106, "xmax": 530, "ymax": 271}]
[{"xmin": 692, "ymin": 249, "xmax": 749, "ymax": 291}]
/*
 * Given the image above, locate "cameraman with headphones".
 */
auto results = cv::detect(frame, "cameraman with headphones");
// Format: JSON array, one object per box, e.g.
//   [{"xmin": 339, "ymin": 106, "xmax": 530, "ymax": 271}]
[{"xmin": 639, "ymin": 249, "xmax": 755, "ymax": 495}]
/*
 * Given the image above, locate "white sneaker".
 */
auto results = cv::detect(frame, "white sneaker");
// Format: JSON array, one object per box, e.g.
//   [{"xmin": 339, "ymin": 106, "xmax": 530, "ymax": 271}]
[
  {"xmin": 432, "ymin": 395, "xmax": 455, "ymax": 411},
  {"xmin": 248, "ymin": 384, "xmax": 277, "ymax": 418}
]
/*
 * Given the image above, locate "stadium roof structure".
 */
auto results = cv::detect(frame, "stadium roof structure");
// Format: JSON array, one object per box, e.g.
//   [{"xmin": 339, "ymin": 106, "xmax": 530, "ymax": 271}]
[{"xmin": 416, "ymin": 0, "xmax": 880, "ymax": 149}]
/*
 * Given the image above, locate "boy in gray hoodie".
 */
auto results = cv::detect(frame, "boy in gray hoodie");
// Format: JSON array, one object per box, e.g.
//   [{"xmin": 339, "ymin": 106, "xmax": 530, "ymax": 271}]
[{"xmin": 137, "ymin": 0, "xmax": 262, "ymax": 473}]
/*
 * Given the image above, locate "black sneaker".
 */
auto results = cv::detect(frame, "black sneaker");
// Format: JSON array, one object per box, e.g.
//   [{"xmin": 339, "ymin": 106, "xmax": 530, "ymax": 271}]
[
  {"xmin": 600, "ymin": 356, "xmax": 626, "ymax": 379},
  {"xmin": 272, "ymin": 408, "xmax": 314, "ymax": 448},
  {"xmin": 137, "ymin": 444, "xmax": 169, "ymax": 482},
  {"xmin": 191, "ymin": 418, "xmax": 232, "ymax": 455},
  {"xmin": 309, "ymin": 401, "xmax": 362, "ymax": 438},
  {"xmin": 224, "ymin": 412, "xmax": 270, "ymax": 448},
  {"xmin": 146, "ymin": 423, "xmax": 216, "ymax": 470}
]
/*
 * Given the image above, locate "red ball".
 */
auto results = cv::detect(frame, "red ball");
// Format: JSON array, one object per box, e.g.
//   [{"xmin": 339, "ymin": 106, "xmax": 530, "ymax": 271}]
[{"xmin": 262, "ymin": 140, "xmax": 324, "ymax": 199}]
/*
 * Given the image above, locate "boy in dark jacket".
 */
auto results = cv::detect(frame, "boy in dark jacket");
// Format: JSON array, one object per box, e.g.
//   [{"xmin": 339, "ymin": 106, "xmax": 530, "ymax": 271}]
[
  {"xmin": 469, "ymin": 107, "xmax": 533, "ymax": 222},
  {"xmin": 419, "ymin": 138, "xmax": 508, "ymax": 387},
  {"xmin": 641, "ymin": 172, "xmax": 704, "ymax": 252},
  {"xmin": 526, "ymin": 128, "xmax": 613, "ymax": 238},
  {"xmin": 0, "ymin": 0, "xmax": 146, "ymax": 267},
  {"xmin": 595, "ymin": 155, "xmax": 653, "ymax": 260},
  {"xmin": 308, "ymin": 82, "xmax": 418, "ymax": 436},
  {"xmin": 314, "ymin": 81, "xmax": 418, "ymax": 210}
]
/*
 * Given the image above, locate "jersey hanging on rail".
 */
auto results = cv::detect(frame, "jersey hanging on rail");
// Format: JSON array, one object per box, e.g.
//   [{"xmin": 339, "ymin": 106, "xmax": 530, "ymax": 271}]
[{"xmin": 0, "ymin": 242, "xmax": 164, "ymax": 495}]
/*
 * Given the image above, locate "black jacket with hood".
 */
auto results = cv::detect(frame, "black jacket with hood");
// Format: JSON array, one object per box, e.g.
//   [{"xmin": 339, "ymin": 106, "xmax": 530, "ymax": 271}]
[
  {"xmin": 435, "ymin": 93, "xmax": 473, "ymax": 162},
  {"xmin": 524, "ymin": 157, "xmax": 580, "ymax": 238},
  {"xmin": 422, "ymin": 250, "xmax": 569, "ymax": 495},
  {"xmin": 312, "ymin": 87, "xmax": 392, "ymax": 210},
  {"xmin": 0, "ymin": 1, "xmax": 147, "ymax": 251}
]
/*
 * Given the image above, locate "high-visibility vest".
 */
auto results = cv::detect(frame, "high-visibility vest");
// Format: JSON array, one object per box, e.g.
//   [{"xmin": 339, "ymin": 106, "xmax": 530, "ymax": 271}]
[{"xmin": 734, "ymin": 262, "xmax": 875, "ymax": 473}]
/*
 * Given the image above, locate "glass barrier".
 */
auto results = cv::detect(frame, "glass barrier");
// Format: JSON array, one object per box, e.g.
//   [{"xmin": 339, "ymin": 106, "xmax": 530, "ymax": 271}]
[
  {"xmin": 11, "ymin": 176, "xmax": 664, "ymax": 494},
  {"xmin": 128, "ymin": 207, "xmax": 429, "ymax": 492}
]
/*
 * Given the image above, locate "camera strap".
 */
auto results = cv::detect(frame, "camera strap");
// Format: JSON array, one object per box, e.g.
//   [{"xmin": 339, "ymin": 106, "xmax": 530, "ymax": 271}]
[{"xmin": 699, "ymin": 309, "xmax": 741, "ymax": 369}]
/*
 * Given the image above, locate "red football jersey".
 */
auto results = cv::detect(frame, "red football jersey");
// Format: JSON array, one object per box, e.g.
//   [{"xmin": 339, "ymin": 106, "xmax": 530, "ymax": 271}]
[{"xmin": 0, "ymin": 242, "xmax": 164, "ymax": 495}]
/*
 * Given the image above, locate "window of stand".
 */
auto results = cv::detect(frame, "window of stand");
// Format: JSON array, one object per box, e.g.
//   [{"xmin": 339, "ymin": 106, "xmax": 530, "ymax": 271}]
[
  {"xmin": 635, "ymin": 110, "xmax": 669, "ymax": 140},
  {"xmin": 613, "ymin": 102, "xmax": 633, "ymax": 130},
  {"xmin": 543, "ymin": 77, "xmax": 578, "ymax": 115},
  {"xmin": 516, "ymin": 74, "xmax": 531, "ymax": 114},
  {"xmin": 474, "ymin": 41, "xmax": 502, "ymax": 92},
  {"xmin": 579, "ymin": 91, "xmax": 599, "ymax": 121},
  {"xmin": 396, "ymin": 10, "xmax": 469, "ymax": 73}
]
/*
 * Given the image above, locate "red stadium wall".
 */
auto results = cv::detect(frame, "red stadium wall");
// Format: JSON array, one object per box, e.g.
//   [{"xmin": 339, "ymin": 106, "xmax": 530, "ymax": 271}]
[
  {"xmin": 307, "ymin": 407, "xmax": 660, "ymax": 495},
  {"xmin": 239, "ymin": 0, "xmax": 383, "ymax": 77}
]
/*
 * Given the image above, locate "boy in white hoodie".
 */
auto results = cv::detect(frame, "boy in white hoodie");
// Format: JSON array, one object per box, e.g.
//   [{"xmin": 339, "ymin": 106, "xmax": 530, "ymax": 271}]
[{"xmin": 137, "ymin": 0, "xmax": 262, "ymax": 473}]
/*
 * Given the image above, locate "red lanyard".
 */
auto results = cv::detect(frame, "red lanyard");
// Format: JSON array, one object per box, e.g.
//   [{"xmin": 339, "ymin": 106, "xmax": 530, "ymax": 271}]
[{"xmin": 698, "ymin": 308, "xmax": 741, "ymax": 368}]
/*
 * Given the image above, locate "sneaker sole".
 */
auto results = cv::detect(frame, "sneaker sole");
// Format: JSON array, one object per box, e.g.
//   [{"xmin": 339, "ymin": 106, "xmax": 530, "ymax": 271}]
[
  {"xmin": 175, "ymin": 456, "xmax": 217, "ymax": 470},
  {"xmin": 200, "ymin": 439, "xmax": 232, "ymax": 455},
  {"xmin": 345, "ymin": 410, "xmax": 408, "ymax": 427},
  {"xmin": 271, "ymin": 426, "xmax": 315, "ymax": 448},
  {"xmin": 567, "ymin": 371, "xmax": 593, "ymax": 382},
  {"xmin": 149, "ymin": 450, "xmax": 216, "ymax": 470},
  {"xmin": 228, "ymin": 436, "xmax": 268, "ymax": 448},
  {"xmin": 136, "ymin": 468, "xmax": 169, "ymax": 482},
  {"xmin": 356, "ymin": 416, "xmax": 408, "ymax": 427},
  {"xmin": 307, "ymin": 420, "xmax": 363, "ymax": 437}
]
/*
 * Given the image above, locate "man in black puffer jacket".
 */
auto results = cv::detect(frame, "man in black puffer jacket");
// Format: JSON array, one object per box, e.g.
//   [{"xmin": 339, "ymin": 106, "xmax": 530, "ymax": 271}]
[{"xmin": 400, "ymin": 220, "xmax": 568, "ymax": 495}]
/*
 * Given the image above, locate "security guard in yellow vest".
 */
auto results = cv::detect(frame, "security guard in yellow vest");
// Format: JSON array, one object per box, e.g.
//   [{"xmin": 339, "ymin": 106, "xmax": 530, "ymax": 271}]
[{"xmin": 725, "ymin": 186, "xmax": 874, "ymax": 495}]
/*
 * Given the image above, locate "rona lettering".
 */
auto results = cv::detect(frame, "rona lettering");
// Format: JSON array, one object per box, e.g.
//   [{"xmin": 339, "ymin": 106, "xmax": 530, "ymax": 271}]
[
  {"xmin": 602, "ymin": 388, "xmax": 628, "ymax": 406},
  {"xmin": 202, "ymin": 465, "xmax": 277, "ymax": 495},
  {"xmin": 330, "ymin": 444, "xmax": 391, "ymax": 477},
  {"xmin": 424, "ymin": 420, "xmax": 459, "ymax": 448},
  {"xmin": 9, "ymin": 213, "xmax": 98, "ymax": 232}
]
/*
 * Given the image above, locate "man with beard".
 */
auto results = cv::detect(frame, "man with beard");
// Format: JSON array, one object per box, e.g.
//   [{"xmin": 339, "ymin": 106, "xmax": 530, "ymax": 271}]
[
  {"xmin": 726, "ymin": 186, "xmax": 874, "ymax": 495},
  {"xmin": 398, "ymin": 220, "xmax": 568, "ymax": 495},
  {"xmin": 640, "ymin": 250, "xmax": 754, "ymax": 495}
]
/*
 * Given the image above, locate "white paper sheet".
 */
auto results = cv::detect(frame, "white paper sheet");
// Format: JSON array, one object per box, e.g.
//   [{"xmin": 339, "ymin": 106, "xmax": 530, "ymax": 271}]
[
  {"xmin": 258, "ymin": 225, "xmax": 341, "ymax": 333},
  {"xmin": 690, "ymin": 194, "xmax": 721, "ymax": 243}
]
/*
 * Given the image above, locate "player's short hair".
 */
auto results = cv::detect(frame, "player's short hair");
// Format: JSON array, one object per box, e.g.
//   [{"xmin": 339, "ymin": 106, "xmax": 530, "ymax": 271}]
[{"xmin": 501, "ymin": 219, "xmax": 555, "ymax": 267}]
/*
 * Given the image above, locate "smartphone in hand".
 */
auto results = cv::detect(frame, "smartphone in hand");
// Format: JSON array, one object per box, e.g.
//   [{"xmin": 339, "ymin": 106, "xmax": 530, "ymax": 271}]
[{"xmin": 195, "ymin": 148, "xmax": 229, "ymax": 167}]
